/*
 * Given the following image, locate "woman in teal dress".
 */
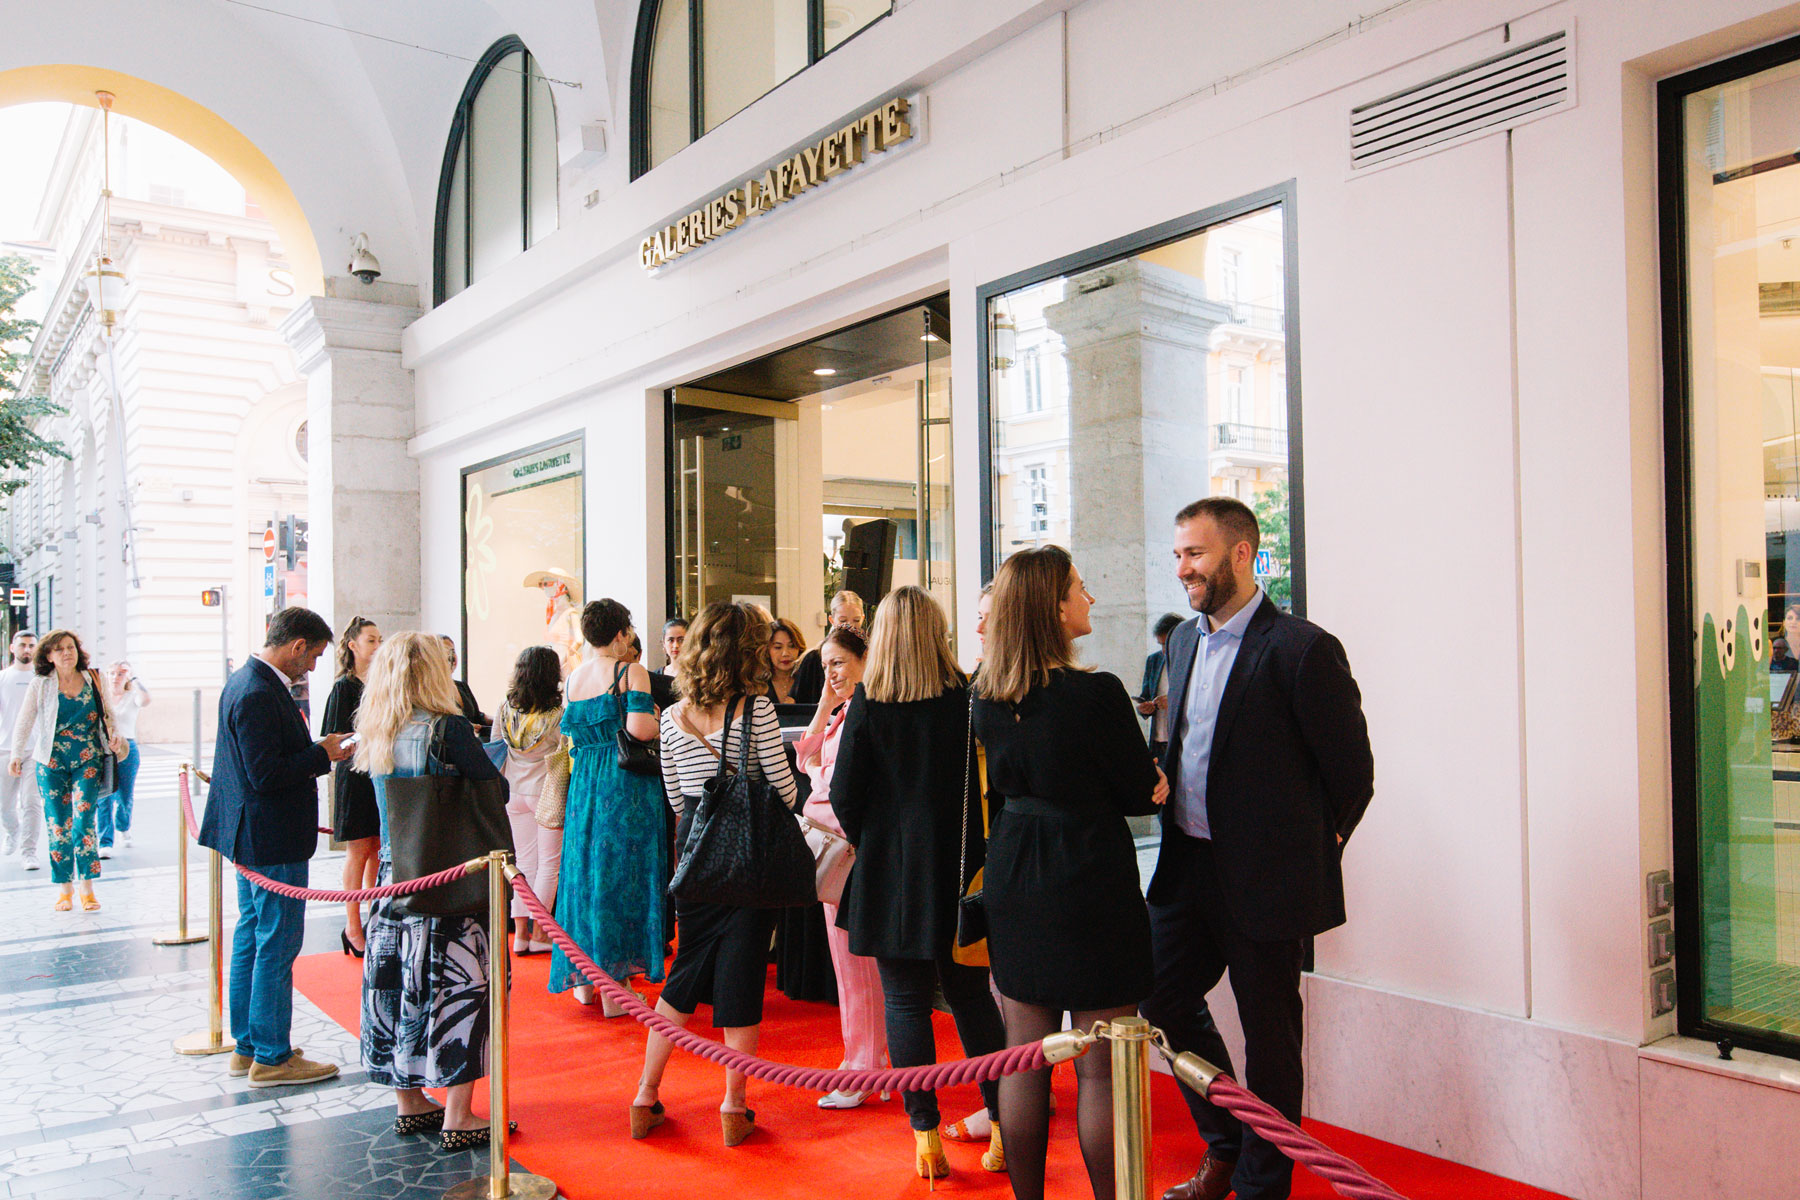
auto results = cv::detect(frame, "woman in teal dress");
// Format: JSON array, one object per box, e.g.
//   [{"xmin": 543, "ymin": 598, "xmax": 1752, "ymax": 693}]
[{"xmin": 549, "ymin": 598, "xmax": 668, "ymax": 1014}]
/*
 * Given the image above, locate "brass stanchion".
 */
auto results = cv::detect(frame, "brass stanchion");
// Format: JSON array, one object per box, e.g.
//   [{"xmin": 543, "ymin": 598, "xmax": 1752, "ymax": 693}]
[
  {"xmin": 445, "ymin": 853, "xmax": 555, "ymax": 1200},
  {"xmin": 154, "ymin": 764, "xmax": 206, "ymax": 946},
  {"xmin": 1110, "ymin": 1016, "xmax": 1153, "ymax": 1200},
  {"xmin": 173, "ymin": 841, "xmax": 235, "ymax": 1056}
]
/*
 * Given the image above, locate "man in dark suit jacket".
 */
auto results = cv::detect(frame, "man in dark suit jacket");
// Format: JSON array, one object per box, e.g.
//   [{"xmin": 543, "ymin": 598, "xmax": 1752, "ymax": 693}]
[
  {"xmin": 200, "ymin": 607, "xmax": 351, "ymax": 1088},
  {"xmin": 1144, "ymin": 497, "xmax": 1373, "ymax": 1200},
  {"xmin": 1136, "ymin": 612, "xmax": 1184, "ymax": 761}
]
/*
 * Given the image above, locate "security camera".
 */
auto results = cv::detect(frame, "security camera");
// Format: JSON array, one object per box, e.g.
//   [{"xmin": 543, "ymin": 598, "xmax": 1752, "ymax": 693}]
[{"xmin": 347, "ymin": 233, "xmax": 381, "ymax": 284}]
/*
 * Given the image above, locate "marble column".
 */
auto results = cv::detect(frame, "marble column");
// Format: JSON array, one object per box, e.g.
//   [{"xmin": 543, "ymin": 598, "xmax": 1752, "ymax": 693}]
[
  {"xmin": 1045, "ymin": 260, "xmax": 1230, "ymax": 684},
  {"xmin": 280, "ymin": 278, "xmax": 422, "ymax": 663}
]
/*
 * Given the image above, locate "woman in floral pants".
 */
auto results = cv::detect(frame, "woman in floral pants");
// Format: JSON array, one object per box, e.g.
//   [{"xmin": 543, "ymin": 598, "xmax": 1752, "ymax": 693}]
[{"xmin": 7, "ymin": 630, "xmax": 124, "ymax": 911}]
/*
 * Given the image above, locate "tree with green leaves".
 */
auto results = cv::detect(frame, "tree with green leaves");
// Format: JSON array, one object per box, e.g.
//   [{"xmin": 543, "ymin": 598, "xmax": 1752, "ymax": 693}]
[
  {"xmin": 1252, "ymin": 476, "xmax": 1292, "ymax": 609},
  {"xmin": 0, "ymin": 254, "xmax": 70, "ymax": 499}
]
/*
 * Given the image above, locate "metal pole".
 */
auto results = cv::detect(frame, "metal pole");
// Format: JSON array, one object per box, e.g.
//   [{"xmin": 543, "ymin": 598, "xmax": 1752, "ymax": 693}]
[
  {"xmin": 154, "ymin": 763, "xmax": 204, "ymax": 946},
  {"xmin": 1111, "ymin": 1016, "xmax": 1153, "ymax": 1200},
  {"xmin": 445, "ymin": 854, "xmax": 554, "ymax": 1200},
  {"xmin": 190, "ymin": 688, "xmax": 201, "ymax": 774},
  {"xmin": 173, "ymin": 842, "xmax": 234, "ymax": 1055},
  {"xmin": 219, "ymin": 584, "xmax": 230, "ymax": 687}
]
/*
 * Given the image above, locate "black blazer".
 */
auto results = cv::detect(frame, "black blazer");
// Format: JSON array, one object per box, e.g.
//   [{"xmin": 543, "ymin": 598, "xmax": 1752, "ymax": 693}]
[
  {"xmin": 199, "ymin": 659, "xmax": 331, "ymax": 867},
  {"xmin": 829, "ymin": 683, "xmax": 977, "ymax": 961},
  {"xmin": 1137, "ymin": 649, "xmax": 1167, "ymax": 702},
  {"xmin": 648, "ymin": 668, "xmax": 678, "ymax": 712},
  {"xmin": 1149, "ymin": 599, "xmax": 1374, "ymax": 940}
]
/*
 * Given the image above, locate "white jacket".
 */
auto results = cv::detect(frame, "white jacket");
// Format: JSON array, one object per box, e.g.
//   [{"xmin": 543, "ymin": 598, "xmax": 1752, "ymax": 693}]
[{"xmin": 10, "ymin": 672, "xmax": 121, "ymax": 769}]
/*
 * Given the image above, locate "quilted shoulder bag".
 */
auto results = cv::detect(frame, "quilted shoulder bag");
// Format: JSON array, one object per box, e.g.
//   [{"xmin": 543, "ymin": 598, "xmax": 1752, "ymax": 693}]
[
  {"xmin": 668, "ymin": 698, "xmax": 815, "ymax": 909},
  {"xmin": 535, "ymin": 737, "xmax": 572, "ymax": 829},
  {"xmin": 611, "ymin": 663, "xmax": 663, "ymax": 777}
]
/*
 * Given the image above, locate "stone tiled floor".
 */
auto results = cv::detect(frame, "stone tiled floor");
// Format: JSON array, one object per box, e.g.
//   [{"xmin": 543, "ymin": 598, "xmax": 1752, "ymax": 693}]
[{"xmin": 0, "ymin": 746, "xmax": 525, "ymax": 1198}]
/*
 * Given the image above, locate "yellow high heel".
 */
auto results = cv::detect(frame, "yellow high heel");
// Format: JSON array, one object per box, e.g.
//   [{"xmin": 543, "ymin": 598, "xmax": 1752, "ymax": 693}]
[
  {"xmin": 981, "ymin": 1123, "xmax": 1005, "ymax": 1172},
  {"xmin": 913, "ymin": 1128, "xmax": 949, "ymax": 1188}
]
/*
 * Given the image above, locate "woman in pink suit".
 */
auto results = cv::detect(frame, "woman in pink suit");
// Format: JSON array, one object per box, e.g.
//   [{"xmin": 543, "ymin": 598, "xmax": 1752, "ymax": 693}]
[{"xmin": 797, "ymin": 625, "xmax": 890, "ymax": 1110}]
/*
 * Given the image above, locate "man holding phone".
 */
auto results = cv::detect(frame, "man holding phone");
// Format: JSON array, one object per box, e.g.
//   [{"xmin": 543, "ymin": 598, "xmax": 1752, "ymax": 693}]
[{"xmin": 199, "ymin": 607, "xmax": 352, "ymax": 1088}]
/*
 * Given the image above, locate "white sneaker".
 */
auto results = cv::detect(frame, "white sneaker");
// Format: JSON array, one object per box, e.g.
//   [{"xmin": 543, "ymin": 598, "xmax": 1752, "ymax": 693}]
[
  {"xmin": 98, "ymin": 847, "xmax": 113, "ymax": 860},
  {"xmin": 22, "ymin": 854, "xmax": 39, "ymax": 871},
  {"xmin": 2, "ymin": 833, "xmax": 15, "ymax": 856},
  {"xmin": 123, "ymin": 832, "xmax": 133, "ymax": 848}
]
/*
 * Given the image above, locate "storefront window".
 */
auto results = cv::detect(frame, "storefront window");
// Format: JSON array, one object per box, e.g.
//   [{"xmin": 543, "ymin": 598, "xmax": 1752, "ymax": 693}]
[
  {"xmin": 1665, "ymin": 42, "xmax": 1800, "ymax": 1049},
  {"xmin": 982, "ymin": 198, "xmax": 1298, "ymax": 690},
  {"xmin": 462, "ymin": 437, "xmax": 585, "ymax": 712}
]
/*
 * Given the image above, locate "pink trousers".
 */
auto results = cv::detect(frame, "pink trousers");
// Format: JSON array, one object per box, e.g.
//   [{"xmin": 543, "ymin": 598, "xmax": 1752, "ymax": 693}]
[{"xmin": 821, "ymin": 900, "xmax": 888, "ymax": 1071}]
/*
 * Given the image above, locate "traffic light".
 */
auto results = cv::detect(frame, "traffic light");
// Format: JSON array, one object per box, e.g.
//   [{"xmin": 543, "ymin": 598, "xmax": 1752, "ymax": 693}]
[{"xmin": 200, "ymin": 589, "xmax": 222, "ymax": 607}]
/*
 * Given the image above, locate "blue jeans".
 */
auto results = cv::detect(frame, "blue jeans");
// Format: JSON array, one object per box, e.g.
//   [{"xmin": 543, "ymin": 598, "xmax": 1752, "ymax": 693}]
[
  {"xmin": 229, "ymin": 859, "xmax": 309, "ymax": 1066},
  {"xmin": 97, "ymin": 740, "xmax": 139, "ymax": 846}
]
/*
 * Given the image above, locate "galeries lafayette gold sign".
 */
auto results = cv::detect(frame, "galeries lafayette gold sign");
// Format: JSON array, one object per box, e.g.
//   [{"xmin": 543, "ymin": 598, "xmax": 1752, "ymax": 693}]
[{"xmin": 639, "ymin": 98, "xmax": 914, "ymax": 272}]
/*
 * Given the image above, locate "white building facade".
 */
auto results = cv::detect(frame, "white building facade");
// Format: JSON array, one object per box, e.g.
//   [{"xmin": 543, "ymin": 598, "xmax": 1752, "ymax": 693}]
[
  {"xmin": 7, "ymin": 2, "xmax": 1800, "ymax": 1197},
  {"xmin": 5, "ymin": 109, "xmax": 308, "ymax": 741}
]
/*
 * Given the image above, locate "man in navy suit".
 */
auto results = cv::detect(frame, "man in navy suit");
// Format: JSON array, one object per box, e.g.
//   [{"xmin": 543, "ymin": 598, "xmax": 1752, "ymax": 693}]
[
  {"xmin": 199, "ymin": 607, "xmax": 351, "ymax": 1087},
  {"xmin": 1144, "ymin": 497, "xmax": 1373, "ymax": 1200}
]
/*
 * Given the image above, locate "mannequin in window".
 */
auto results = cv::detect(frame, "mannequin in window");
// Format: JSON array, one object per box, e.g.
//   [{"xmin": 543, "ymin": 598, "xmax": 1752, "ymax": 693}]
[{"xmin": 525, "ymin": 569, "xmax": 585, "ymax": 677}]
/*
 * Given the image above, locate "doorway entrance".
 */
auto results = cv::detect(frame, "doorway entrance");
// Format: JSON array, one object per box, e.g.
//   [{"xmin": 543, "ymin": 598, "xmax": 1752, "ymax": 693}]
[{"xmin": 666, "ymin": 295, "xmax": 954, "ymax": 649}]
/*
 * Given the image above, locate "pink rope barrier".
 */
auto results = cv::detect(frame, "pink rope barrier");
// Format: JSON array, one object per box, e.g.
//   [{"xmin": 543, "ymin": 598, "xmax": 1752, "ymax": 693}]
[
  {"xmin": 179, "ymin": 768, "xmax": 482, "ymax": 903},
  {"xmin": 508, "ymin": 871, "xmax": 1047, "ymax": 1094},
  {"xmin": 1205, "ymin": 1077, "xmax": 1408, "ymax": 1200}
]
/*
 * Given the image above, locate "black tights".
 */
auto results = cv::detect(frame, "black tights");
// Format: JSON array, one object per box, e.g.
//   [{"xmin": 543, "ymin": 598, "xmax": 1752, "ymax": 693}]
[{"xmin": 997, "ymin": 996, "xmax": 1138, "ymax": 1200}]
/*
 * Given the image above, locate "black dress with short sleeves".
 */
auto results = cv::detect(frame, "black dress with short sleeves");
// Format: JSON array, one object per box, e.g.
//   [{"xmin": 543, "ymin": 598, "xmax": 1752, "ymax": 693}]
[
  {"xmin": 324, "ymin": 676, "xmax": 381, "ymax": 842},
  {"xmin": 973, "ymin": 668, "xmax": 1159, "ymax": 1011}
]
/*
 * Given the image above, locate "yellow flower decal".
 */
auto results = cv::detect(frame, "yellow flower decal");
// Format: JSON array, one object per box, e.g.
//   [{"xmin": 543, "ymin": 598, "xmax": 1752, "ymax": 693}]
[{"xmin": 465, "ymin": 482, "xmax": 497, "ymax": 622}]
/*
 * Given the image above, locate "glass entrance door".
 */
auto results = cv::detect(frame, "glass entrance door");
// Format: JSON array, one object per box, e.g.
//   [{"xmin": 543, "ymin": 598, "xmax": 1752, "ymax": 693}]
[{"xmin": 667, "ymin": 298, "xmax": 958, "ymax": 649}]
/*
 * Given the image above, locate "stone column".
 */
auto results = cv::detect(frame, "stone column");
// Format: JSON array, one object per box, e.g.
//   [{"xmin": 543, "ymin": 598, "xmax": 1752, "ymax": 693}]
[
  {"xmin": 1045, "ymin": 259, "xmax": 1230, "ymax": 684},
  {"xmin": 280, "ymin": 278, "xmax": 422, "ymax": 670}
]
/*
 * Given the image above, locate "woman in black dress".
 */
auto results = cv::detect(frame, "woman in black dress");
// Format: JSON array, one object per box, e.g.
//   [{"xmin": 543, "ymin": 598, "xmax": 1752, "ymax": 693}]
[
  {"xmin": 830, "ymin": 586, "xmax": 1006, "ymax": 1184},
  {"xmin": 324, "ymin": 616, "xmax": 382, "ymax": 955},
  {"xmin": 973, "ymin": 546, "xmax": 1168, "ymax": 1200}
]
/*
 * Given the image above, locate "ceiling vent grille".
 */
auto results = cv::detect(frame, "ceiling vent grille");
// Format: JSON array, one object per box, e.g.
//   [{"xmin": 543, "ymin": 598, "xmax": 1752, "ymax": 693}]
[{"xmin": 1350, "ymin": 30, "xmax": 1572, "ymax": 172}]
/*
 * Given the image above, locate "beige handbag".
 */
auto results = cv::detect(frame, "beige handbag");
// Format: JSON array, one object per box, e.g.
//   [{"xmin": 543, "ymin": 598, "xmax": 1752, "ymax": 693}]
[
  {"xmin": 535, "ymin": 737, "xmax": 572, "ymax": 829},
  {"xmin": 798, "ymin": 813, "xmax": 854, "ymax": 905}
]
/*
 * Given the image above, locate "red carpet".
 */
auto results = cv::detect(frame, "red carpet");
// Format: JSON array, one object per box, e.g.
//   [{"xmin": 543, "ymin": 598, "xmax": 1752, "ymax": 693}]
[{"xmin": 295, "ymin": 950, "xmax": 1568, "ymax": 1200}]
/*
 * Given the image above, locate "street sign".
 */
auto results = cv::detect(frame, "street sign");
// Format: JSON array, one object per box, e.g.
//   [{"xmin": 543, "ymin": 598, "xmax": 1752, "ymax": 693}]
[
  {"xmin": 1254, "ymin": 549, "xmax": 1274, "ymax": 577},
  {"xmin": 262, "ymin": 527, "xmax": 277, "ymax": 561},
  {"xmin": 7, "ymin": 589, "xmax": 24, "ymax": 606},
  {"xmin": 263, "ymin": 564, "xmax": 276, "ymax": 597}
]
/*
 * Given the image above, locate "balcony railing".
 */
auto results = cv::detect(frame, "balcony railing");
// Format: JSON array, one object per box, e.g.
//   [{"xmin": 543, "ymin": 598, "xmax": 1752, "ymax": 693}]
[
  {"xmin": 1221, "ymin": 301, "xmax": 1284, "ymax": 333},
  {"xmin": 1211, "ymin": 422, "xmax": 1289, "ymax": 457}
]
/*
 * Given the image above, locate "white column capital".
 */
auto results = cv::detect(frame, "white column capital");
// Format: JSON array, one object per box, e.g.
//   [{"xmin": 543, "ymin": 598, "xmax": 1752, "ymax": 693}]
[{"xmin": 279, "ymin": 283, "xmax": 421, "ymax": 374}]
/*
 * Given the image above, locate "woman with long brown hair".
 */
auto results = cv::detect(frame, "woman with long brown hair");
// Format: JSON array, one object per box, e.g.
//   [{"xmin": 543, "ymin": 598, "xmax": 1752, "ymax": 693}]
[
  {"xmin": 324, "ymin": 616, "xmax": 381, "ymax": 954},
  {"xmin": 830, "ymin": 586, "xmax": 1006, "ymax": 1183},
  {"xmin": 632, "ymin": 600, "xmax": 797, "ymax": 1147},
  {"xmin": 974, "ymin": 546, "xmax": 1168, "ymax": 1200}
]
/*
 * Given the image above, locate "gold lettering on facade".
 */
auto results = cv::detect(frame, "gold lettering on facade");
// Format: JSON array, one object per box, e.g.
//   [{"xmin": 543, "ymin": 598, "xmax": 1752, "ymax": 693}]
[{"xmin": 639, "ymin": 97, "xmax": 917, "ymax": 270}]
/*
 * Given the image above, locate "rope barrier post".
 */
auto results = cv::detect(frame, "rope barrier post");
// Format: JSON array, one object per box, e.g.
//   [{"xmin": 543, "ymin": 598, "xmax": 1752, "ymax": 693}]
[
  {"xmin": 154, "ymin": 764, "xmax": 205, "ymax": 946},
  {"xmin": 173, "ymin": 839, "xmax": 234, "ymax": 1056},
  {"xmin": 1110, "ymin": 1016, "xmax": 1153, "ymax": 1200},
  {"xmin": 444, "ymin": 853, "xmax": 555, "ymax": 1200}
]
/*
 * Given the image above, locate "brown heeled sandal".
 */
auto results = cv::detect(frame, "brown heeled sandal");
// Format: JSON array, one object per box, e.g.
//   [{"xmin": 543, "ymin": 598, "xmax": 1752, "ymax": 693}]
[
  {"xmin": 630, "ymin": 1101, "xmax": 665, "ymax": 1139},
  {"xmin": 721, "ymin": 1108, "xmax": 756, "ymax": 1147}
]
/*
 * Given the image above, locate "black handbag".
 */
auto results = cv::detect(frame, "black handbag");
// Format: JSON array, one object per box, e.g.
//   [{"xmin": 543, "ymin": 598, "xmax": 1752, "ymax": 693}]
[
  {"xmin": 954, "ymin": 692, "xmax": 988, "ymax": 956},
  {"xmin": 668, "ymin": 697, "xmax": 814, "ymax": 909},
  {"xmin": 387, "ymin": 717, "xmax": 515, "ymax": 917},
  {"xmin": 89, "ymin": 671, "xmax": 119, "ymax": 799},
  {"xmin": 611, "ymin": 663, "xmax": 663, "ymax": 777}
]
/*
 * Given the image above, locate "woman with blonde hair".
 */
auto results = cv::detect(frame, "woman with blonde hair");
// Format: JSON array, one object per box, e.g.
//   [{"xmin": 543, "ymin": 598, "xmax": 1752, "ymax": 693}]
[
  {"xmin": 323, "ymin": 615, "xmax": 381, "ymax": 955},
  {"xmin": 633, "ymin": 601, "xmax": 797, "ymax": 1147},
  {"xmin": 354, "ymin": 632, "xmax": 504, "ymax": 1151},
  {"xmin": 973, "ymin": 546, "xmax": 1167, "ymax": 1200},
  {"xmin": 829, "ymin": 586, "xmax": 1006, "ymax": 1183}
]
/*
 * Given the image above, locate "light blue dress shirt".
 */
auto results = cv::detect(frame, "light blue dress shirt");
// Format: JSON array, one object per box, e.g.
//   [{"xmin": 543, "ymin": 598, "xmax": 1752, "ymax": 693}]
[{"xmin": 1172, "ymin": 587, "xmax": 1264, "ymax": 840}]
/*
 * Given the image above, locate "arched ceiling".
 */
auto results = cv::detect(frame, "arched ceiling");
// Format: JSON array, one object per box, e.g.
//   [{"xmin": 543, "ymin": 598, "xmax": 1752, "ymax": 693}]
[{"xmin": 0, "ymin": 0, "xmax": 631, "ymax": 297}]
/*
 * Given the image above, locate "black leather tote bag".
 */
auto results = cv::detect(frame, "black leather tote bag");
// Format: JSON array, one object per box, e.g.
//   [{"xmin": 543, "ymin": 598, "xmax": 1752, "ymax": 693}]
[
  {"xmin": 388, "ymin": 718, "xmax": 515, "ymax": 918},
  {"xmin": 668, "ymin": 698, "xmax": 814, "ymax": 909}
]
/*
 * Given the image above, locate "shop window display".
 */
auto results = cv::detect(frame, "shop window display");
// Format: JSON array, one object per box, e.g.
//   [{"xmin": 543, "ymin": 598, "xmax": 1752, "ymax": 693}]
[
  {"xmin": 983, "ymin": 200, "xmax": 1298, "ymax": 692},
  {"xmin": 462, "ymin": 437, "xmax": 584, "ymax": 712},
  {"xmin": 1665, "ymin": 43, "xmax": 1800, "ymax": 1050}
]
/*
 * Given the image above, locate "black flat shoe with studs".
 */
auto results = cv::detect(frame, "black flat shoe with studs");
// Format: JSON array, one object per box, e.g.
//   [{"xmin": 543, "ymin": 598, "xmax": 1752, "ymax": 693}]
[
  {"xmin": 440, "ymin": 1126, "xmax": 491, "ymax": 1152},
  {"xmin": 394, "ymin": 1109, "xmax": 446, "ymax": 1136}
]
